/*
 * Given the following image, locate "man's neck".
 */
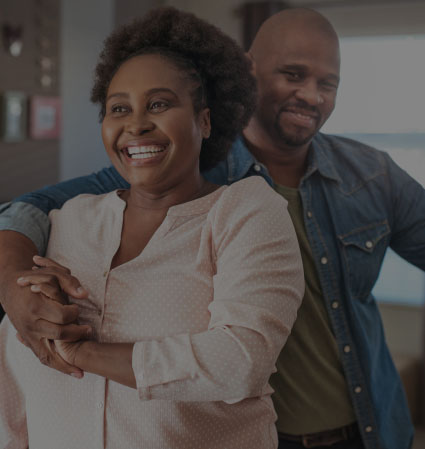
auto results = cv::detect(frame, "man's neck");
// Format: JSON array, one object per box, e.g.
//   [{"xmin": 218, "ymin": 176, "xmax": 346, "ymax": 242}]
[{"xmin": 242, "ymin": 127, "xmax": 311, "ymax": 188}]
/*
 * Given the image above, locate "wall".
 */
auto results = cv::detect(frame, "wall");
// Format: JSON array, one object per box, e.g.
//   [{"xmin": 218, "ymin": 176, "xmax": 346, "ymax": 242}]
[
  {"xmin": 0, "ymin": 0, "xmax": 60, "ymax": 201},
  {"xmin": 59, "ymin": 0, "xmax": 114, "ymax": 181}
]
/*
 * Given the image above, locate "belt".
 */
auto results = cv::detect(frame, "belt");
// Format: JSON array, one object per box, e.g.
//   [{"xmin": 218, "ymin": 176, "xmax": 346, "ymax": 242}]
[{"xmin": 278, "ymin": 422, "xmax": 359, "ymax": 448}]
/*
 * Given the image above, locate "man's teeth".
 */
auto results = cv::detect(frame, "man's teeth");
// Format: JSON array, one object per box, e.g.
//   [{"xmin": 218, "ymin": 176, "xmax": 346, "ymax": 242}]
[{"xmin": 126, "ymin": 146, "xmax": 165, "ymax": 159}]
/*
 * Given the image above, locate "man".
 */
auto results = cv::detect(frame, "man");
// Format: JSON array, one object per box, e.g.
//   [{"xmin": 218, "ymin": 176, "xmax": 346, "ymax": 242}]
[{"xmin": 0, "ymin": 8, "xmax": 423, "ymax": 449}]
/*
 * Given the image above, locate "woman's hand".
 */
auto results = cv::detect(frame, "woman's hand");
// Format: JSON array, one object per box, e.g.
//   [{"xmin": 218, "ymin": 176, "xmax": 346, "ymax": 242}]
[{"xmin": 15, "ymin": 256, "xmax": 91, "ymax": 378}]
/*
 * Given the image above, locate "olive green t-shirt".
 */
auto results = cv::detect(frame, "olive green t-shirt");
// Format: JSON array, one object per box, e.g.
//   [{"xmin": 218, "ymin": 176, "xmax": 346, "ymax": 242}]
[{"xmin": 271, "ymin": 184, "xmax": 356, "ymax": 435}]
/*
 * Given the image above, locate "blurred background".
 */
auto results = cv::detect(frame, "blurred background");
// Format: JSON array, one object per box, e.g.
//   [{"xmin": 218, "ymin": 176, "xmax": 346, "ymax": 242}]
[{"xmin": 0, "ymin": 0, "xmax": 424, "ymax": 442}]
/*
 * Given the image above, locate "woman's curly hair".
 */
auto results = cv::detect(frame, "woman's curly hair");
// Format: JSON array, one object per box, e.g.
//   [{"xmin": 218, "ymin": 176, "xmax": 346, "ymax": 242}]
[{"xmin": 91, "ymin": 7, "xmax": 257, "ymax": 171}]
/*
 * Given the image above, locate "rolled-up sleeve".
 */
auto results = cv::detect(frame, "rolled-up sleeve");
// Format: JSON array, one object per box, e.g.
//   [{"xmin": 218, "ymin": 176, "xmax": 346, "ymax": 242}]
[
  {"xmin": 132, "ymin": 178, "xmax": 304, "ymax": 402},
  {"xmin": 0, "ymin": 202, "xmax": 50, "ymax": 255}
]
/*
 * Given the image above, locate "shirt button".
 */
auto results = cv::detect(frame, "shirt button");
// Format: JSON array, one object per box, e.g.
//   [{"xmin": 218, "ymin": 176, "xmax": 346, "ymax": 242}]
[
  {"xmin": 343, "ymin": 345, "xmax": 351, "ymax": 353},
  {"xmin": 98, "ymin": 402, "xmax": 104, "ymax": 409},
  {"xmin": 320, "ymin": 257, "xmax": 328, "ymax": 265},
  {"xmin": 307, "ymin": 211, "xmax": 313, "ymax": 218},
  {"xmin": 103, "ymin": 271, "xmax": 108, "ymax": 277},
  {"xmin": 365, "ymin": 426, "xmax": 373, "ymax": 433},
  {"xmin": 331, "ymin": 301, "xmax": 339, "ymax": 309},
  {"xmin": 253, "ymin": 164, "xmax": 261, "ymax": 172},
  {"xmin": 354, "ymin": 386, "xmax": 362, "ymax": 394},
  {"xmin": 365, "ymin": 240, "xmax": 373, "ymax": 249}
]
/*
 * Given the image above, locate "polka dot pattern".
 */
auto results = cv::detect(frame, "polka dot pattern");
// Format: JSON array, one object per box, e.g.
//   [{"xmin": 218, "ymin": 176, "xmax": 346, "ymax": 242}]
[{"xmin": 0, "ymin": 177, "xmax": 303, "ymax": 449}]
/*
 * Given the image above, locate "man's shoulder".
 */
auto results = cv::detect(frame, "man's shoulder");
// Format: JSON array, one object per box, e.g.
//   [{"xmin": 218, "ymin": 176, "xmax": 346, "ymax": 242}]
[{"xmin": 313, "ymin": 133, "xmax": 389, "ymax": 182}]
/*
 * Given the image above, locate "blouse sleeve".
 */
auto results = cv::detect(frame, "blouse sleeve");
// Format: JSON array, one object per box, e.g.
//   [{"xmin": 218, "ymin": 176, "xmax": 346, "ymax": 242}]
[{"xmin": 132, "ymin": 177, "xmax": 304, "ymax": 401}]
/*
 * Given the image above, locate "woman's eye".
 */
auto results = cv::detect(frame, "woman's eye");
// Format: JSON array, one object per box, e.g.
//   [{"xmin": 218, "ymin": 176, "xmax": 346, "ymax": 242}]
[
  {"xmin": 149, "ymin": 101, "xmax": 168, "ymax": 112},
  {"xmin": 111, "ymin": 105, "xmax": 128, "ymax": 114}
]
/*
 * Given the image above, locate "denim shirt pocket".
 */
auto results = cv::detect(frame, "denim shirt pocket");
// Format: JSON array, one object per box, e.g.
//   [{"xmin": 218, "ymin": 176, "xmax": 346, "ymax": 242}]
[{"xmin": 338, "ymin": 220, "xmax": 391, "ymax": 301}]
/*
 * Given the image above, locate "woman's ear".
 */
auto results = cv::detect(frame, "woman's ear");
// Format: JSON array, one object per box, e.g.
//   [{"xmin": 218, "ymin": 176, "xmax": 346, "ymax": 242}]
[{"xmin": 200, "ymin": 108, "xmax": 211, "ymax": 139}]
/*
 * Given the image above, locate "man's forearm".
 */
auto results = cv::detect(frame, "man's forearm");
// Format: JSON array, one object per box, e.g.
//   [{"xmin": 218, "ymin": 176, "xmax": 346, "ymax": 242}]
[{"xmin": 0, "ymin": 230, "xmax": 38, "ymax": 304}]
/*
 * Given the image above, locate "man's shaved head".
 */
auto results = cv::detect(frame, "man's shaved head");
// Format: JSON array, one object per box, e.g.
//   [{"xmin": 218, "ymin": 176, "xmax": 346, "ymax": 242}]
[
  {"xmin": 250, "ymin": 8, "xmax": 339, "ymax": 62},
  {"xmin": 244, "ymin": 8, "xmax": 340, "ymax": 155}
]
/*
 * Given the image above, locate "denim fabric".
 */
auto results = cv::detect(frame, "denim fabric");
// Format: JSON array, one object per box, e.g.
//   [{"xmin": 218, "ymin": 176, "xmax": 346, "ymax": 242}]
[{"xmin": 6, "ymin": 132, "xmax": 424, "ymax": 449}]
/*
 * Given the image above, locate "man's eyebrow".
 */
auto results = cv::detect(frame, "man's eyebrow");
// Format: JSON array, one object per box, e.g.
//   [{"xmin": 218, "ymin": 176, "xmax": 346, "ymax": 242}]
[{"xmin": 106, "ymin": 88, "xmax": 177, "ymax": 102}]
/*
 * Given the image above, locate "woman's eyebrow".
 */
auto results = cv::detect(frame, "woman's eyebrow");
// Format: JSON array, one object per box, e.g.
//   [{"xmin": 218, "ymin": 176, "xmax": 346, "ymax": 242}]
[{"xmin": 106, "ymin": 88, "xmax": 178, "ymax": 103}]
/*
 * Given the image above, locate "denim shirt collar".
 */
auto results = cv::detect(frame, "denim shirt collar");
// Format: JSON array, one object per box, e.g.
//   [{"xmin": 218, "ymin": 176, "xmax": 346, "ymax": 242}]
[
  {"xmin": 305, "ymin": 134, "xmax": 342, "ymax": 184},
  {"xmin": 227, "ymin": 134, "xmax": 342, "ymax": 185}
]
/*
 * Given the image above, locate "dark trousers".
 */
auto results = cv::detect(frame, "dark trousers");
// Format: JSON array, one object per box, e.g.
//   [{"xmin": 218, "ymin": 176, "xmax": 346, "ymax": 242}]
[{"xmin": 278, "ymin": 433, "xmax": 365, "ymax": 449}]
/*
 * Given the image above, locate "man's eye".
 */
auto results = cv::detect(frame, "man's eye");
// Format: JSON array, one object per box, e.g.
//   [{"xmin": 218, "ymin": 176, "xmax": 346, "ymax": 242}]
[
  {"xmin": 321, "ymin": 81, "xmax": 338, "ymax": 91},
  {"xmin": 284, "ymin": 71, "xmax": 302, "ymax": 81}
]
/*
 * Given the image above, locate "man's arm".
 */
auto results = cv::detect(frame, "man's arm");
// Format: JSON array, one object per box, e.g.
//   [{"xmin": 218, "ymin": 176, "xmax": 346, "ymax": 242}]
[
  {"xmin": 385, "ymin": 153, "xmax": 425, "ymax": 270},
  {"xmin": 0, "ymin": 231, "xmax": 89, "ymax": 375},
  {"xmin": 0, "ymin": 166, "xmax": 127, "ymax": 372}
]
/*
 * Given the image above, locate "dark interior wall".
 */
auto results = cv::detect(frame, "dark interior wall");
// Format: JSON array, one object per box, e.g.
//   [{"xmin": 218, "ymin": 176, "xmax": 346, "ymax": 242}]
[
  {"xmin": 114, "ymin": 0, "xmax": 159, "ymax": 27},
  {"xmin": 0, "ymin": 0, "xmax": 60, "ymax": 202}
]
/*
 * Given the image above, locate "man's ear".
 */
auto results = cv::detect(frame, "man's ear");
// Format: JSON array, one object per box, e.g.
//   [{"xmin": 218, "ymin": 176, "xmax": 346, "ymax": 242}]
[
  {"xmin": 200, "ymin": 108, "xmax": 211, "ymax": 139},
  {"xmin": 245, "ymin": 51, "xmax": 257, "ymax": 77}
]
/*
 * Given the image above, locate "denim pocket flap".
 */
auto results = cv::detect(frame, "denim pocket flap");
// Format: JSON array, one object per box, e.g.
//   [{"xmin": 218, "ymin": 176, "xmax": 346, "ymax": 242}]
[{"xmin": 338, "ymin": 221, "xmax": 390, "ymax": 253}]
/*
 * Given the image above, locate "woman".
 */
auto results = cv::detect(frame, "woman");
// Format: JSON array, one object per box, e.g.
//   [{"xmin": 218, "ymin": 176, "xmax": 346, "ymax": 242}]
[{"xmin": 0, "ymin": 7, "xmax": 303, "ymax": 449}]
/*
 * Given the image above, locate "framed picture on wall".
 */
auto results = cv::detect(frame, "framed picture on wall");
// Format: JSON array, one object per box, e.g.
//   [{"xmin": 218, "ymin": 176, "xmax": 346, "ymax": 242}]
[
  {"xmin": 29, "ymin": 95, "xmax": 61, "ymax": 139},
  {"xmin": 0, "ymin": 91, "xmax": 27, "ymax": 142}
]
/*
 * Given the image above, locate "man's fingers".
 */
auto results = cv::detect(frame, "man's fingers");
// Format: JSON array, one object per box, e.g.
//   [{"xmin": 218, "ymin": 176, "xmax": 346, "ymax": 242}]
[
  {"xmin": 16, "ymin": 332, "xmax": 31, "ymax": 348},
  {"xmin": 33, "ymin": 255, "xmax": 71, "ymax": 274},
  {"xmin": 18, "ymin": 269, "xmax": 88, "ymax": 299},
  {"xmin": 28, "ymin": 294, "xmax": 79, "ymax": 324},
  {"xmin": 30, "ymin": 282, "xmax": 67, "ymax": 303},
  {"xmin": 35, "ymin": 319, "xmax": 92, "ymax": 342}
]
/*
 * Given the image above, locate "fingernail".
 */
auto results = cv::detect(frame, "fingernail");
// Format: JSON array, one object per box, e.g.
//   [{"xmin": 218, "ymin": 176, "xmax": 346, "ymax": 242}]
[
  {"xmin": 86, "ymin": 327, "xmax": 93, "ymax": 337},
  {"xmin": 30, "ymin": 285, "xmax": 41, "ymax": 292},
  {"xmin": 17, "ymin": 277, "xmax": 25, "ymax": 283},
  {"xmin": 70, "ymin": 373, "xmax": 82, "ymax": 379},
  {"xmin": 77, "ymin": 287, "xmax": 87, "ymax": 295},
  {"xmin": 33, "ymin": 255, "xmax": 42, "ymax": 260}
]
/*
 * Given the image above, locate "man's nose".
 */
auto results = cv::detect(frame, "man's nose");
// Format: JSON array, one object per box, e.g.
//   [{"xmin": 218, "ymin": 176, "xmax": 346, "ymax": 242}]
[
  {"xmin": 295, "ymin": 81, "xmax": 324, "ymax": 106},
  {"xmin": 125, "ymin": 113, "xmax": 155, "ymax": 135}
]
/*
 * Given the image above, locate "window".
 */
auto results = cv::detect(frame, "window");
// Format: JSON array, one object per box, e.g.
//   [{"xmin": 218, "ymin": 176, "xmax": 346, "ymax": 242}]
[{"xmin": 322, "ymin": 35, "xmax": 425, "ymax": 305}]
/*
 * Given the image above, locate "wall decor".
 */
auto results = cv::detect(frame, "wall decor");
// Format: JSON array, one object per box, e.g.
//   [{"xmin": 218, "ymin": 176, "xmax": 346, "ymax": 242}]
[
  {"xmin": 29, "ymin": 95, "xmax": 61, "ymax": 139},
  {"xmin": 0, "ymin": 91, "xmax": 27, "ymax": 142}
]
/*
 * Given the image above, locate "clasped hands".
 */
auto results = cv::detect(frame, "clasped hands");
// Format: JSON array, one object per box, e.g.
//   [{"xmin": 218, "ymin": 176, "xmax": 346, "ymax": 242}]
[{"xmin": 15, "ymin": 255, "xmax": 91, "ymax": 378}]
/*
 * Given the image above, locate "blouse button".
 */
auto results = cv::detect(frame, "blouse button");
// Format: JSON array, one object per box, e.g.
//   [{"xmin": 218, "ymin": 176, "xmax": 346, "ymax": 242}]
[
  {"xmin": 253, "ymin": 164, "xmax": 261, "ymax": 172},
  {"xmin": 365, "ymin": 241, "xmax": 373, "ymax": 249},
  {"xmin": 343, "ymin": 345, "xmax": 351, "ymax": 353},
  {"xmin": 331, "ymin": 301, "xmax": 339, "ymax": 309},
  {"xmin": 307, "ymin": 211, "xmax": 313, "ymax": 218},
  {"xmin": 320, "ymin": 257, "xmax": 328, "ymax": 265},
  {"xmin": 365, "ymin": 426, "xmax": 373, "ymax": 433}
]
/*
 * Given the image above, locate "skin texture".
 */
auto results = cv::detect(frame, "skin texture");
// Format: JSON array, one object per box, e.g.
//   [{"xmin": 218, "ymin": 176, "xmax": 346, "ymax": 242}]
[
  {"xmin": 244, "ymin": 8, "xmax": 340, "ymax": 187},
  {"xmin": 15, "ymin": 54, "xmax": 215, "ymax": 385}
]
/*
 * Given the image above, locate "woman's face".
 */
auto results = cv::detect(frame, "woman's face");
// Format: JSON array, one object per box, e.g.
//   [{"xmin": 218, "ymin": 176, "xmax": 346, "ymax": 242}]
[{"xmin": 102, "ymin": 54, "xmax": 210, "ymax": 191}]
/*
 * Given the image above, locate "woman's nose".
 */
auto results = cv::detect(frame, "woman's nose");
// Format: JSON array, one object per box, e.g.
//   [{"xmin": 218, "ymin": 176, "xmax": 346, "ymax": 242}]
[{"xmin": 125, "ymin": 114, "xmax": 155, "ymax": 135}]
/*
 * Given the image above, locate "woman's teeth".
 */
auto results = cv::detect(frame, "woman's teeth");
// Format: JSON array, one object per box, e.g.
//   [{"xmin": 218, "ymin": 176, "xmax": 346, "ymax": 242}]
[{"xmin": 126, "ymin": 146, "xmax": 165, "ymax": 159}]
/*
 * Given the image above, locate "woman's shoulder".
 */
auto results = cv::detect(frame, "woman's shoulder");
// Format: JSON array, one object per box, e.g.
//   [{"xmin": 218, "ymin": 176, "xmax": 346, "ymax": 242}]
[
  {"xmin": 217, "ymin": 176, "xmax": 287, "ymax": 211},
  {"xmin": 49, "ymin": 191, "xmax": 122, "ymax": 221}
]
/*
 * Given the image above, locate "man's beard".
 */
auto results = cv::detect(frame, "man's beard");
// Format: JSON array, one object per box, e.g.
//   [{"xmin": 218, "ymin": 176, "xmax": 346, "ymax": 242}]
[{"xmin": 273, "ymin": 106, "xmax": 321, "ymax": 147}]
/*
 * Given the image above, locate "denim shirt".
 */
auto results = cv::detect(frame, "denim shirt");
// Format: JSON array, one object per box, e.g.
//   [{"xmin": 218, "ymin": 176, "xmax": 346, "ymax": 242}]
[{"xmin": 1, "ymin": 132, "xmax": 424, "ymax": 449}]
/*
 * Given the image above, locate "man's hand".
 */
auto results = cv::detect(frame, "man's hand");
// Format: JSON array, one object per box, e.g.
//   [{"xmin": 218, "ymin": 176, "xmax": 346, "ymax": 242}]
[{"xmin": 0, "ymin": 231, "xmax": 89, "ymax": 376}]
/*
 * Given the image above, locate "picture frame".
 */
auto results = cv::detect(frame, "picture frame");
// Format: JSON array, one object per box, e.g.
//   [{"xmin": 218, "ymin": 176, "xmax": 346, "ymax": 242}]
[{"xmin": 29, "ymin": 95, "xmax": 61, "ymax": 139}]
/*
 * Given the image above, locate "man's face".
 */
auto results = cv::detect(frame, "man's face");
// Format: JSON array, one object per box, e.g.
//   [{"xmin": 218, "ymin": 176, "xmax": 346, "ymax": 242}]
[{"xmin": 253, "ymin": 29, "xmax": 340, "ymax": 149}]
